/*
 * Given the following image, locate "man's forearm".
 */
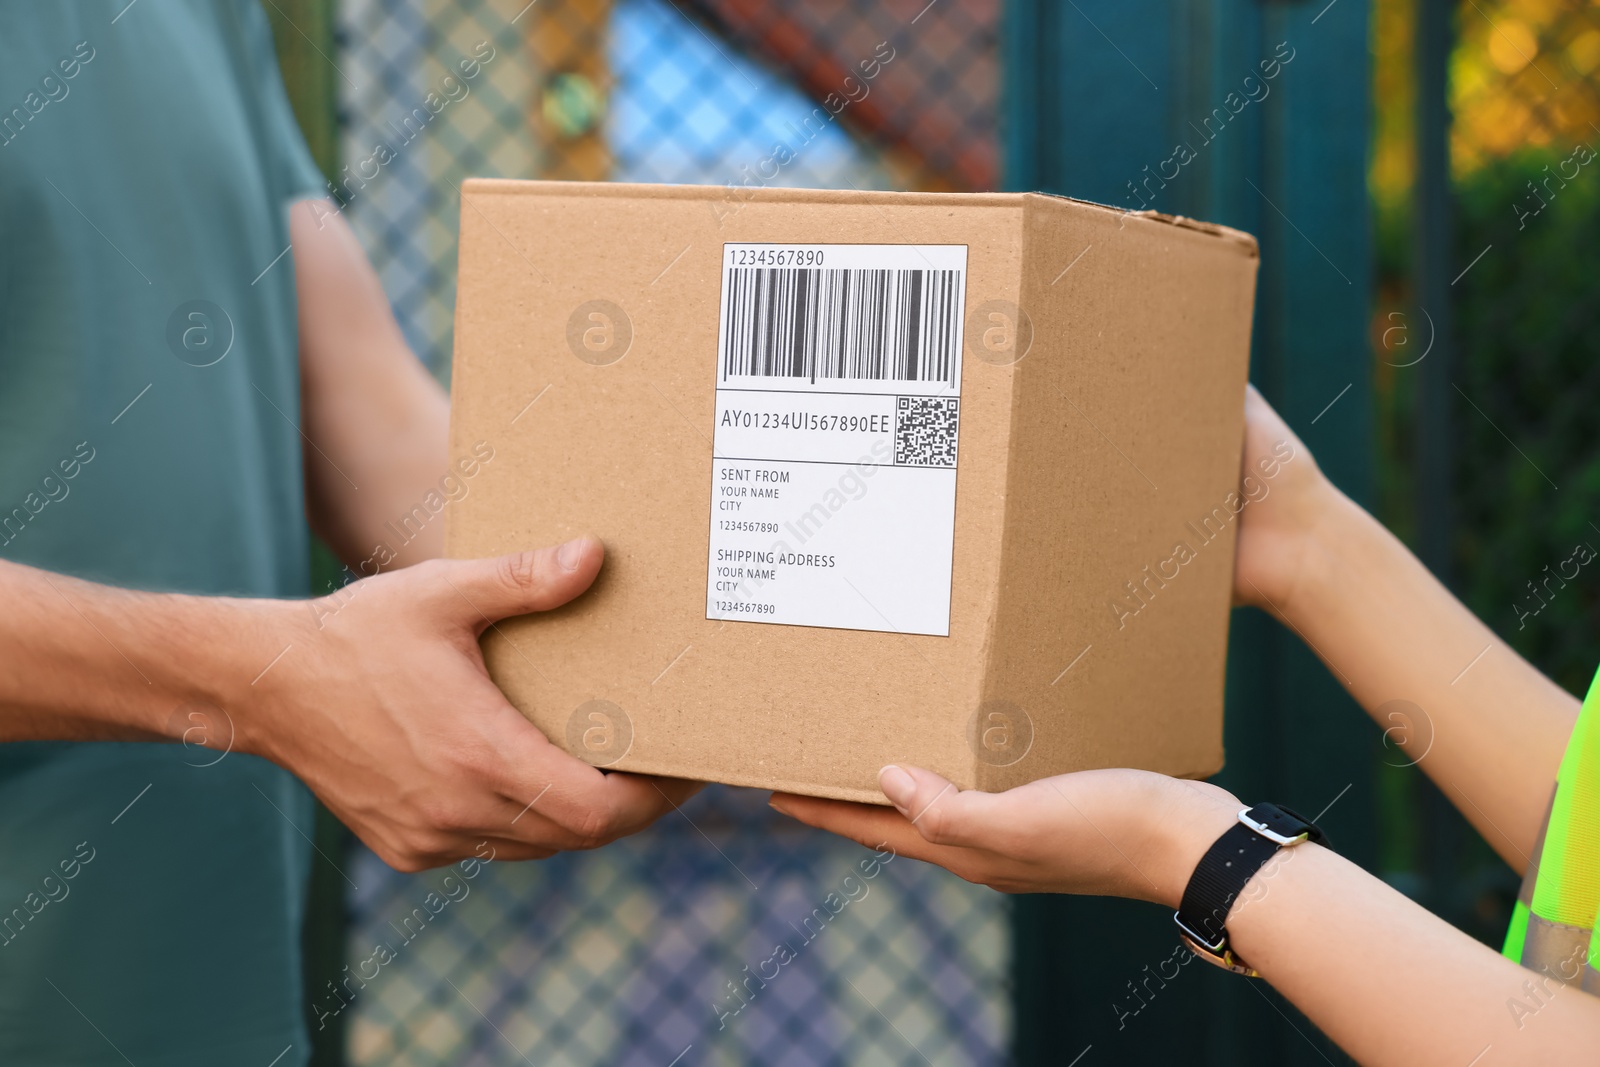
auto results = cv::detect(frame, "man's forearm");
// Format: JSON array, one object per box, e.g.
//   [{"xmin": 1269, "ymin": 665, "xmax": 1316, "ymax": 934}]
[
  {"xmin": 0, "ymin": 558, "xmax": 283, "ymax": 744},
  {"xmin": 1279, "ymin": 486, "xmax": 1578, "ymax": 870}
]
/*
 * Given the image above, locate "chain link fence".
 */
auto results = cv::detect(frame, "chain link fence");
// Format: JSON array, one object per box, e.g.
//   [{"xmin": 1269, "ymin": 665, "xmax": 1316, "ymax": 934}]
[
  {"xmin": 334, "ymin": 0, "xmax": 998, "ymax": 378},
  {"xmin": 324, "ymin": 0, "xmax": 1008, "ymax": 1062}
]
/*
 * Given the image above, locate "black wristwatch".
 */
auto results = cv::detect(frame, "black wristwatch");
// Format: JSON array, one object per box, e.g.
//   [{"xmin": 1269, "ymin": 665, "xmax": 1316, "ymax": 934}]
[{"xmin": 1174, "ymin": 803, "xmax": 1327, "ymax": 976}]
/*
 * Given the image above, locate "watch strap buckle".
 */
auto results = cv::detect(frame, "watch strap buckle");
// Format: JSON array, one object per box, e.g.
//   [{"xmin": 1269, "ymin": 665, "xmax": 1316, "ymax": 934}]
[
  {"xmin": 1172, "ymin": 910, "xmax": 1226, "ymax": 954},
  {"xmin": 1237, "ymin": 807, "xmax": 1309, "ymax": 846}
]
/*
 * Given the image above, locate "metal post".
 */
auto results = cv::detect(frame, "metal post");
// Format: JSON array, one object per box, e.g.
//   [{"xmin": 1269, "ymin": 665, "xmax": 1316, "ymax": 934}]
[
  {"xmin": 1411, "ymin": 0, "xmax": 1471, "ymax": 934},
  {"xmin": 1414, "ymin": 0, "xmax": 1455, "ymax": 586}
]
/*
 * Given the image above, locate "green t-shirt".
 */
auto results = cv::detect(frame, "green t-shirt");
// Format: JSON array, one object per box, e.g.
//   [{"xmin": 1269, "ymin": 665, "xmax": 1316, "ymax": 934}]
[{"xmin": 0, "ymin": 2, "xmax": 326, "ymax": 1062}]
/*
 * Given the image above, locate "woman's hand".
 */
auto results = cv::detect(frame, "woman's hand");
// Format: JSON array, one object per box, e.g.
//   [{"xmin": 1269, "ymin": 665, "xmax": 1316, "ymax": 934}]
[
  {"xmin": 1231, "ymin": 384, "xmax": 1337, "ymax": 616},
  {"xmin": 770, "ymin": 765, "xmax": 1239, "ymax": 907}
]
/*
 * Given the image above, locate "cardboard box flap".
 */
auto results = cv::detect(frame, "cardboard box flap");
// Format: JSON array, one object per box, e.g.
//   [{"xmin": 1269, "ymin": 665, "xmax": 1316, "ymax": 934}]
[{"xmin": 1026, "ymin": 190, "xmax": 1259, "ymax": 259}]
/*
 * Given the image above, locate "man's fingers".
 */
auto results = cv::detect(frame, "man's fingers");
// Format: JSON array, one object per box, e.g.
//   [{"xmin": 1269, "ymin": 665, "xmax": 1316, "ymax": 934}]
[
  {"xmin": 491, "ymin": 721, "xmax": 704, "ymax": 848},
  {"xmin": 474, "ymin": 837, "xmax": 558, "ymax": 863},
  {"xmin": 543, "ymin": 769, "xmax": 704, "ymax": 844},
  {"xmin": 373, "ymin": 836, "xmax": 557, "ymax": 872},
  {"xmin": 436, "ymin": 537, "xmax": 605, "ymax": 627},
  {"xmin": 490, "ymin": 769, "xmax": 698, "ymax": 853},
  {"xmin": 641, "ymin": 773, "xmax": 706, "ymax": 812}
]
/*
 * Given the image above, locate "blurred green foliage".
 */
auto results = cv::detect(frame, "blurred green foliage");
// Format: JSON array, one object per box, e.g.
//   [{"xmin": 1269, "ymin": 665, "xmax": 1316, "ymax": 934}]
[
  {"xmin": 262, "ymin": 0, "xmax": 340, "ymax": 179},
  {"xmin": 1371, "ymin": 145, "xmax": 1599, "ymax": 946},
  {"xmin": 1453, "ymin": 147, "xmax": 1600, "ymax": 697},
  {"xmin": 1367, "ymin": 0, "xmax": 1600, "ymax": 952}
]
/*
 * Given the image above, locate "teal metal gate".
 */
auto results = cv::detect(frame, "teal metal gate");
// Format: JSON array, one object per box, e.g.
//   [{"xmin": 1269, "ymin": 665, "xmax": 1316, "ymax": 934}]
[{"xmin": 1004, "ymin": 1, "xmax": 1375, "ymax": 1062}]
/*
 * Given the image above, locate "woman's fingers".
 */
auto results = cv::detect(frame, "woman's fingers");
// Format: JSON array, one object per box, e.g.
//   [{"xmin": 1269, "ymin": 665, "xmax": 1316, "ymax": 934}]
[
  {"xmin": 878, "ymin": 763, "xmax": 964, "ymax": 841},
  {"xmin": 773, "ymin": 767, "xmax": 1235, "ymax": 901},
  {"xmin": 771, "ymin": 791, "xmax": 907, "ymax": 847},
  {"xmin": 770, "ymin": 784, "xmax": 1046, "ymax": 894},
  {"xmin": 771, "ymin": 764, "xmax": 1016, "ymax": 861},
  {"xmin": 879, "ymin": 764, "xmax": 1021, "ymax": 849}
]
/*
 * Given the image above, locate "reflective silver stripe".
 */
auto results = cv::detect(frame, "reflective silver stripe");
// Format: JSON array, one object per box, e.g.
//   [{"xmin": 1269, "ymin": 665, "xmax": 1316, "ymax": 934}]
[
  {"xmin": 1518, "ymin": 851, "xmax": 1539, "ymax": 908},
  {"xmin": 1522, "ymin": 914, "xmax": 1591, "ymax": 985},
  {"xmin": 1518, "ymin": 787, "xmax": 1557, "ymax": 908}
]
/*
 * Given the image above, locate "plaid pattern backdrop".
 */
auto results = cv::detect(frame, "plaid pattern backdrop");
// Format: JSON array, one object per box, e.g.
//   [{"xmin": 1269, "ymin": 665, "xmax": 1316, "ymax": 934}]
[{"xmin": 326, "ymin": 0, "xmax": 1009, "ymax": 1062}]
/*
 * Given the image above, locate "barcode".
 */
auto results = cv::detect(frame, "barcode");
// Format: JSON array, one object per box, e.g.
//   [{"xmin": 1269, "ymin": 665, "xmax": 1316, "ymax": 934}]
[{"xmin": 721, "ymin": 267, "xmax": 962, "ymax": 385}]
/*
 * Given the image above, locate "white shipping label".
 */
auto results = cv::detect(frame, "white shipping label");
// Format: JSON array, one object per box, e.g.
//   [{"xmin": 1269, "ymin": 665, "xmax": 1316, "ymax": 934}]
[{"xmin": 705, "ymin": 243, "xmax": 967, "ymax": 636}]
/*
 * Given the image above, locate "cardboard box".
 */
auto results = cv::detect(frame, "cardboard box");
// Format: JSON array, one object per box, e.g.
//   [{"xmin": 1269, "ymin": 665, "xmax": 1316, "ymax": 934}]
[{"xmin": 446, "ymin": 180, "xmax": 1259, "ymax": 803}]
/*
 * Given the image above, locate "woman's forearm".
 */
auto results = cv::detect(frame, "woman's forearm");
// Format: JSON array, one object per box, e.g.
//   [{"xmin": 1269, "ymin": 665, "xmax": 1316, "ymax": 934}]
[
  {"xmin": 1277, "ymin": 484, "xmax": 1578, "ymax": 871},
  {"xmin": 779, "ymin": 764, "xmax": 1600, "ymax": 1063},
  {"xmin": 1227, "ymin": 839, "xmax": 1600, "ymax": 1065},
  {"xmin": 778, "ymin": 386, "xmax": 1600, "ymax": 1065}
]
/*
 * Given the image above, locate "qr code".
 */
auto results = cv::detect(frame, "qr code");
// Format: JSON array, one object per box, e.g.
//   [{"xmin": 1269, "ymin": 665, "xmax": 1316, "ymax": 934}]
[{"xmin": 895, "ymin": 396, "xmax": 960, "ymax": 467}]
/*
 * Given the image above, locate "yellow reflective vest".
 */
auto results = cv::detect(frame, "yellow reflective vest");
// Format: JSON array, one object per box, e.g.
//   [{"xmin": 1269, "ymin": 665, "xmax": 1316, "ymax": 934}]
[{"xmin": 1504, "ymin": 668, "xmax": 1600, "ymax": 996}]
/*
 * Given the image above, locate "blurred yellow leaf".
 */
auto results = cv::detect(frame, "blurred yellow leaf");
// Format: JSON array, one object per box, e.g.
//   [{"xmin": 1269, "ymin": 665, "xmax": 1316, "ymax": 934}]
[{"xmin": 1488, "ymin": 19, "xmax": 1538, "ymax": 73}]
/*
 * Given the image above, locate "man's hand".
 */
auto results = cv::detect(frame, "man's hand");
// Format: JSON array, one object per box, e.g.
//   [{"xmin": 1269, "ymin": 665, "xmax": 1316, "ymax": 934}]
[
  {"xmin": 280, "ymin": 205, "xmax": 701, "ymax": 868},
  {"xmin": 770, "ymin": 765, "xmax": 1237, "ymax": 907},
  {"xmin": 240, "ymin": 537, "xmax": 700, "ymax": 871},
  {"xmin": 0, "ymin": 197, "xmax": 702, "ymax": 874}
]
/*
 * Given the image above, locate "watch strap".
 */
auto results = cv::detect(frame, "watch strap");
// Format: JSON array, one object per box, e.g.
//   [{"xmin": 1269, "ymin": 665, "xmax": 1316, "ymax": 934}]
[
  {"xmin": 1175, "ymin": 821, "xmax": 1281, "ymax": 951},
  {"xmin": 1174, "ymin": 803, "xmax": 1325, "ymax": 974}
]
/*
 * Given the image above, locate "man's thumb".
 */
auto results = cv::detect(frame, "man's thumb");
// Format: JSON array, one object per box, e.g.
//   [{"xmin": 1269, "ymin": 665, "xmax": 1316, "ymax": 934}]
[{"xmin": 441, "ymin": 537, "xmax": 604, "ymax": 626}]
